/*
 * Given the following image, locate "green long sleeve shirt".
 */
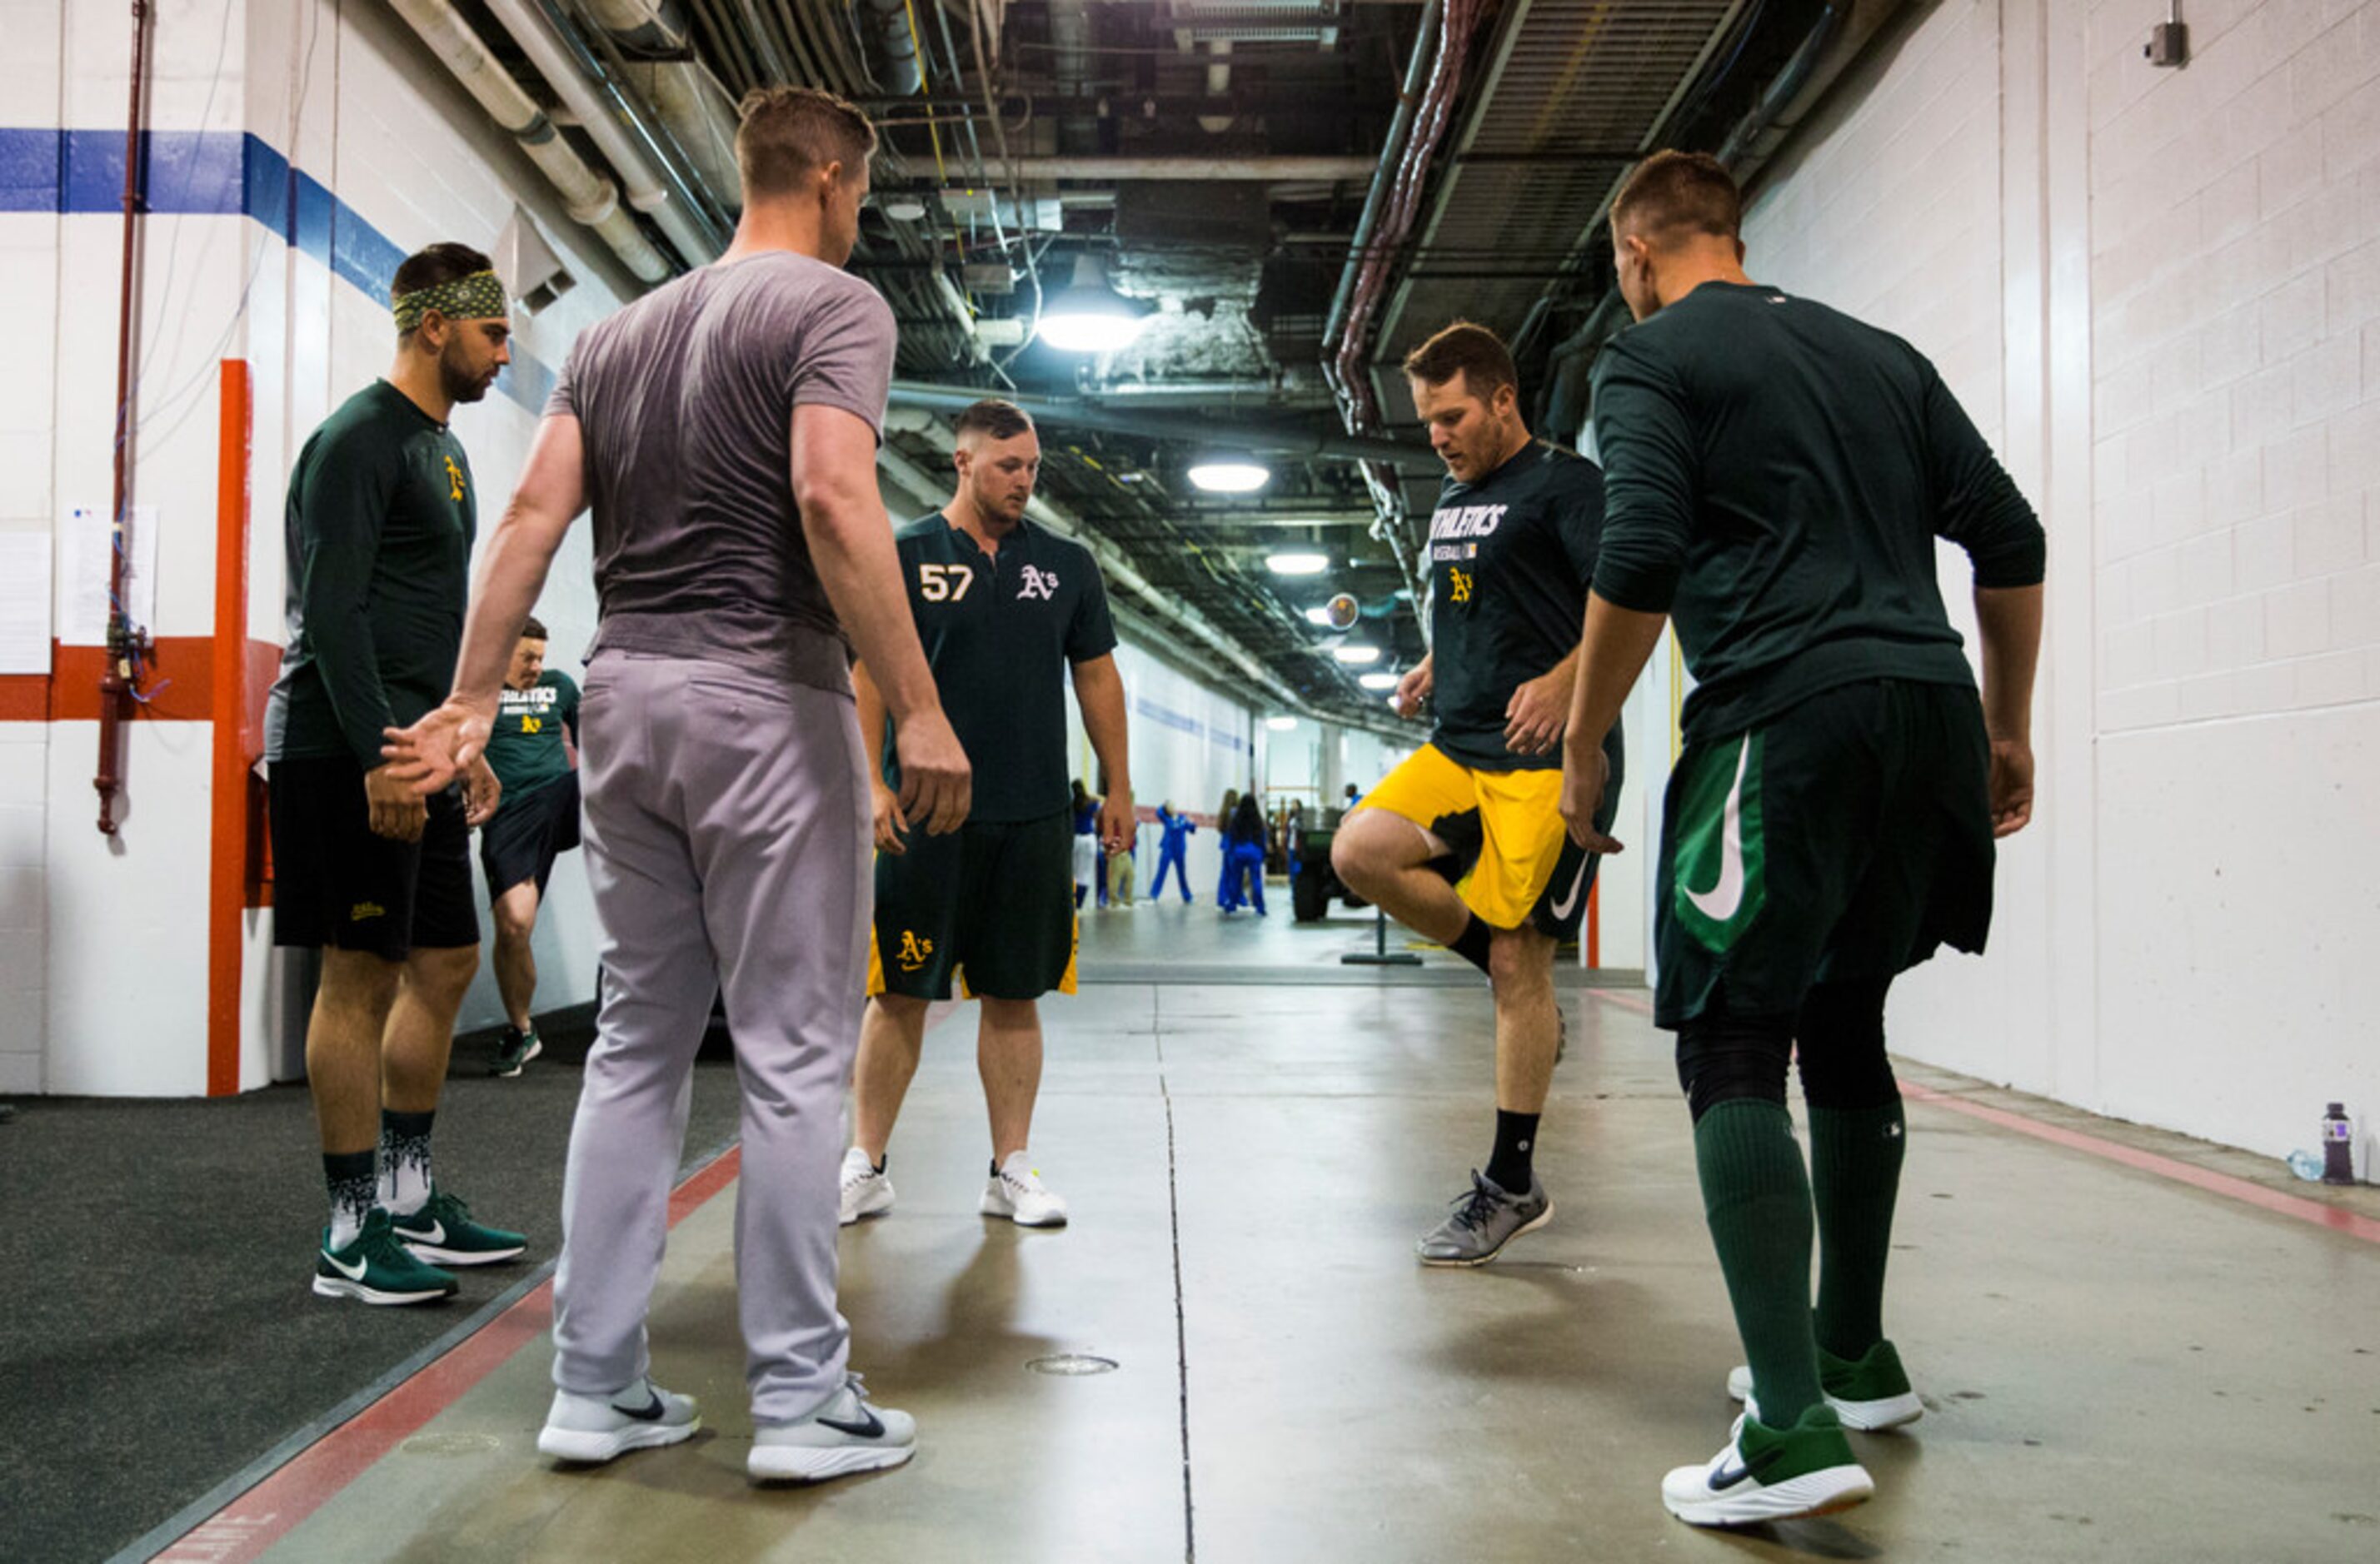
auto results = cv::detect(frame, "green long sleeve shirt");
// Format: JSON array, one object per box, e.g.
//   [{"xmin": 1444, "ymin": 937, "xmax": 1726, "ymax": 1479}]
[
  {"xmin": 1589, "ymin": 281, "xmax": 2044, "ymax": 743},
  {"xmin": 266, "ymin": 381, "xmax": 476, "ymax": 770}
]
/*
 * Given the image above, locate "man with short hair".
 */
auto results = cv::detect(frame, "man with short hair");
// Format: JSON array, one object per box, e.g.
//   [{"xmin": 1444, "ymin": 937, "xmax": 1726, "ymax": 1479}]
[
  {"xmin": 386, "ymin": 86, "xmax": 970, "ymax": 1483},
  {"xmin": 1557, "ymin": 150, "xmax": 2043, "ymax": 1526},
  {"xmin": 267, "ymin": 241, "xmax": 526, "ymax": 1307},
  {"xmin": 477, "ymin": 614, "xmax": 581, "ymax": 1076},
  {"xmin": 840, "ymin": 398, "xmax": 1131, "ymax": 1231},
  {"xmin": 1331, "ymin": 320, "xmax": 1625, "ymax": 1268}
]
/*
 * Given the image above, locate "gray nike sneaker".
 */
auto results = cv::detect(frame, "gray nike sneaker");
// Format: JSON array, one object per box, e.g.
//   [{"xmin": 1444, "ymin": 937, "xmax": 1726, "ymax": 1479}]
[
  {"xmin": 536, "ymin": 1377, "xmax": 700, "ymax": 1464},
  {"xmin": 1416, "ymin": 1169, "xmax": 1553, "ymax": 1267},
  {"xmin": 749, "ymin": 1373, "xmax": 916, "ymax": 1483}
]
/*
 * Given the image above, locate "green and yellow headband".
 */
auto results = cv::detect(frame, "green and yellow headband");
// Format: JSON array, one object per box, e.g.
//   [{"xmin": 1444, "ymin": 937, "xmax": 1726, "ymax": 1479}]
[{"xmin": 392, "ymin": 270, "xmax": 509, "ymax": 332}]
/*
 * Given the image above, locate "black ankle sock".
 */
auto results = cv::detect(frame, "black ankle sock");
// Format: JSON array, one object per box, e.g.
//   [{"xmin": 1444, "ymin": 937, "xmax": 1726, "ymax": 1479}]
[
  {"xmin": 1486, "ymin": 1109, "xmax": 1540, "ymax": 1193},
  {"xmin": 1449, "ymin": 914, "xmax": 1494, "ymax": 975}
]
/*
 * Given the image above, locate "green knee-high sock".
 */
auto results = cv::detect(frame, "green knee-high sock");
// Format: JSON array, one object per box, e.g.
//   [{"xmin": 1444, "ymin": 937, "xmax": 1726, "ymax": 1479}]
[
  {"xmin": 1809, "ymin": 1098, "xmax": 1906, "ymax": 1361},
  {"xmin": 1694, "ymin": 1099, "xmax": 1824, "ymax": 1426}
]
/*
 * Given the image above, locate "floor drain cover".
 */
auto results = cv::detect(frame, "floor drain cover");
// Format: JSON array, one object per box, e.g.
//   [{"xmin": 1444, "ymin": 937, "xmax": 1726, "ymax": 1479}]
[{"xmin": 1026, "ymin": 1353, "xmax": 1120, "ymax": 1376}]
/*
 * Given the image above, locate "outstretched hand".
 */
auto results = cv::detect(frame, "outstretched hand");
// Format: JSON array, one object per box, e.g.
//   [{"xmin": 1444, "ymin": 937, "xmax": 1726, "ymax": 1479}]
[{"xmin": 382, "ymin": 695, "xmax": 497, "ymax": 798}]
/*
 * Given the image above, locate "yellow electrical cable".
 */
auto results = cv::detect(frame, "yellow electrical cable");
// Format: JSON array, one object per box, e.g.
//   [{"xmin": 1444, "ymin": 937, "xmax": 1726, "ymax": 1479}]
[{"xmin": 902, "ymin": 0, "xmax": 950, "ymax": 185}]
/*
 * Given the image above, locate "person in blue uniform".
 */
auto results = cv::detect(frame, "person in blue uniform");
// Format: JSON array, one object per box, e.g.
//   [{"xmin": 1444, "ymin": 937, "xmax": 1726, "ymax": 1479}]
[
  {"xmin": 1224, "ymin": 792, "xmax": 1269, "ymax": 916},
  {"xmin": 1150, "ymin": 801, "xmax": 1195, "ymax": 903}
]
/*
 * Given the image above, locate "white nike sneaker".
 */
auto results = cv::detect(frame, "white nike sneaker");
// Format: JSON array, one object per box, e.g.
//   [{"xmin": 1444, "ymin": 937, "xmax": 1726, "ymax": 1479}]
[
  {"xmin": 536, "ymin": 1377, "xmax": 701, "ymax": 1464},
  {"xmin": 840, "ymin": 1148, "xmax": 894, "ymax": 1227},
  {"xmin": 1661, "ymin": 1408, "xmax": 1873, "ymax": 1527},
  {"xmin": 980, "ymin": 1151, "xmax": 1068, "ymax": 1228},
  {"xmin": 750, "ymin": 1373, "xmax": 917, "ymax": 1483}
]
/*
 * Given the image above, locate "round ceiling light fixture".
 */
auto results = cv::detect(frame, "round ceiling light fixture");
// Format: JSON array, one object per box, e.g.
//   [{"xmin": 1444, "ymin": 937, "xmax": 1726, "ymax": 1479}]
[
  {"xmin": 1035, "ymin": 254, "xmax": 1151, "ymax": 354},
  {"xmin": 1358, "ymin": 670, "xmax": 1400, "ymax": 690},
  {"xmin": 1266, "ymin": 550, "xmax": 1330, "ymax": 575},
  {"xmin": 1265, "ymin": 715, "xmax": 1300, "ymax": 731},
  {"xmin": 1189, "ymin": 460, "xmax": 1272, "ymax": 494},
  {"xmin": 882, "ymin": 196, "xmax": 929, "ymax": 223},
  {"xmin": 1332, "ymin": 644, "xmax": 1383, "ymax": 665}
]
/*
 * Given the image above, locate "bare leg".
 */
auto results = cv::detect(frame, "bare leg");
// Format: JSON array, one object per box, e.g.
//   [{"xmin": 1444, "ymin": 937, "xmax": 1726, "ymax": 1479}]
[
  {"xmin": 1489, "ymin": 926, "xmax": 1559, "ymax": 1114},
  {"xmin": 308, "ymin": 950, "xmax": 401, "ymax": 1153},
  {"xmin": 1330, "ymin": 808, "xmax": 1471, "ymax": 945},
  {"xmin": 977, "ymin": 998, "xmax": 1045, "ymax": 1163},
  {"xmin": 491, "ymin": 880, "xmax": 541, "ymax": 1033},
  {"xmin": 852, "ymin": 994, "xmax": 931, "ymax": 1163},
  {"xmin": 382, "ymin": 944, "xmax": 480, "ymax": 1114}
]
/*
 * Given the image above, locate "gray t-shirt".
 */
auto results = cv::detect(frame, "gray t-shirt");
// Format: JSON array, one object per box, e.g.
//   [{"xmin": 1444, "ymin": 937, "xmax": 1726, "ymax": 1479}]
[{"xmin": 548, "ymin": 252, "xmax": 897, "ymax": 694}]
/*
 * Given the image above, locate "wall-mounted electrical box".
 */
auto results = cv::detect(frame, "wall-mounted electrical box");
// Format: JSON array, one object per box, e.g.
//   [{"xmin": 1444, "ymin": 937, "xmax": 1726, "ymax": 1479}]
[{"xmin": 2145, "ymin": 20, "xmax": 2188, "ymax": 67}]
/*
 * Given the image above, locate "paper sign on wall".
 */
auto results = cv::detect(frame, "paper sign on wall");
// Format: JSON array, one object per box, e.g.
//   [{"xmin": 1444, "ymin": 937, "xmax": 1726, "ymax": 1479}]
[
  {"xmin": 57, "ymin": 504, "xmax": 160, "ymax": 645},
  {"xmin": 0, "ymin": 530, "xmax": 52, "ymax": 674}
]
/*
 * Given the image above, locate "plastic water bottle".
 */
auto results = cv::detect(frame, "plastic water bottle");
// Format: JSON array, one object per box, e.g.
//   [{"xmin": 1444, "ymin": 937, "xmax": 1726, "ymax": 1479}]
[
  {"xmin": 2287, "ymin": 1148, "xmax": 2324, "ymax": 1182},
  {"xmin": 2323, "ymin": 1103, "xmax": 2356, "ymax": 1186}
]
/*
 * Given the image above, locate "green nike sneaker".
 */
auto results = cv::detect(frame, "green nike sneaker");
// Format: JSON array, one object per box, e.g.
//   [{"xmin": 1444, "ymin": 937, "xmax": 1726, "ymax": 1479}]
[
  {"xmin": 390, "ymin": 1190, "xmax": 526, "ymax": 1267},
  {"xmin": 315, "ymin": 1209, "xmax": 459, "ymax": 1306},
  {"xmin": 491, "ymin": 1026, "xmax": 541, "ymax": 1078}
]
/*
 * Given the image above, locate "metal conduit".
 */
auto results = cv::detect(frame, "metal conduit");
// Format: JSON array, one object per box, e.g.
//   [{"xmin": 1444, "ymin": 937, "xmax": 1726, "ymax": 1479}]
[{"xmin": 389, "ymin": 0, "xmax": 670, "ymax": 281}]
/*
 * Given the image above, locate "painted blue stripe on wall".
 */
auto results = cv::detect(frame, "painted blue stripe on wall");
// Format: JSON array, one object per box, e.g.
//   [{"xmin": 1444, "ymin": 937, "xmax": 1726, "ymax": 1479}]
[
  {"xmin": 0, "ymin": 127, "xmax": 556, "ymax": 414},
  {"xmin": 1133, "ymin": 694, "xmax": 1253, "ymax": 755}
]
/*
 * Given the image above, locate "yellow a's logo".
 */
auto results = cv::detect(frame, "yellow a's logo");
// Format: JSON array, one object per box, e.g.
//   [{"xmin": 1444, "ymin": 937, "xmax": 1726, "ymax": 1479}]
[
  {"xmin": 444, "ymin": 455, "xmax": 466, "ymax": 501},
  {"xmin": 521, "ymin": 716, "xmax": 541, "ymax": 735},
  {"xmin": 896, "ymin": 931, "xmax": 935, "ymax": 971},
  {"xmin": 1449, "ymin": 566, "xmax": 1473, "ymax": 604}
]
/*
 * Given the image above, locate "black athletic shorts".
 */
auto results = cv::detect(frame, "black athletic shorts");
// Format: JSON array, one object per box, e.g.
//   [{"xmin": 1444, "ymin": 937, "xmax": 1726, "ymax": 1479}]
[
  {"xmin": 1653, "ymin": 679, "xmax": 1995, "ymax": 1028},
  {"xmin": 268, "ymin": 755, "xmax": 479, "ymax": 960},
  {"xmin": 479, "ymin": 770, "xmax": 581, "ymax": 904},
  {"xmin": 868, "ymin": 809, "xmax": 1077, "ymax": 1002}
]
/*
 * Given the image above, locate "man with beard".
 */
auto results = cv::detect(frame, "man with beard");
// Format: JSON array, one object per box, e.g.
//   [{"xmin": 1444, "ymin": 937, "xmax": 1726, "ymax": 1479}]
[
  {"xmin": 267, "ymin": 242, "xmax": 525, "ymax": 1306},
  {"xmin": 840, "ymin": 398, "xmax": 1130, "ymax": 1231}
]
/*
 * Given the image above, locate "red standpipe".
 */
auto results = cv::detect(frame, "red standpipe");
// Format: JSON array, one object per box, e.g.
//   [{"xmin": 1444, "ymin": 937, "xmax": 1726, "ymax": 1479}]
[{"xmin": 97, "ymin": 0, "xmax": 153, "ymax": 834}]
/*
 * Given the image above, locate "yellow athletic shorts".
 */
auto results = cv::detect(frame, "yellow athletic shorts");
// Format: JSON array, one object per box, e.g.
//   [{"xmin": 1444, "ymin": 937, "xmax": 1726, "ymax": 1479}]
[{"xmin": 1361, "ymin": 742, "xmax": 1574, "ymax": 931}]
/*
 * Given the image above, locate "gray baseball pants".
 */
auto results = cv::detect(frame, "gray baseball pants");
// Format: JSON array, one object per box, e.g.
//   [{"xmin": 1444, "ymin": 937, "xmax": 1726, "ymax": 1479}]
[{"xmin": 551, "ymin": 649, "xmax": 871, "ymax": 1423}]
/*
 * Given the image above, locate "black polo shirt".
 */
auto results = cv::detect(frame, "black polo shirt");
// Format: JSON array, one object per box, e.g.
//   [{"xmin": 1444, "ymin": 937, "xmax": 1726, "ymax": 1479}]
[{"xmin": 882, "ymin": 512, "xmax": 1117, "ymax": 823}]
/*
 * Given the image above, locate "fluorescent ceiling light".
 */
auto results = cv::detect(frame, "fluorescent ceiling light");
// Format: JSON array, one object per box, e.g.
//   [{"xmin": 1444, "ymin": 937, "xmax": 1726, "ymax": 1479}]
[
  {"xmin": 1189, "ymin": 461, "xmax": 1271, "ymax": 494},
  {"xmin": 1303, "ymin": 605, "xmax": 1334, "ymax": 625},
  {"xmin": 1267, "ymin": 550, "xmax": 1330, "ymax": 575},
  {"xmin": 1265, "ymin": 715, "xmax": 1300, "ymax": 730},
  {"xmin": 1358, "ymin": 671, "xmax": 1400, "ymax": 690},
  {"xmin": 1332, "ymin": 644, "xmax": 1383, "ymax": 665},
  {"xmin": 1036, "ymin": 254, "xmax": 1150, "ymax": 354}
]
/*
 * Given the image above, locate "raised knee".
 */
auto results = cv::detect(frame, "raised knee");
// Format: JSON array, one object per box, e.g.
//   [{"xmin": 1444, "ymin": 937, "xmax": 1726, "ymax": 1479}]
[{"xmin": 1486, "ymin": 927, "xmax": 1549, "ymax": 988}]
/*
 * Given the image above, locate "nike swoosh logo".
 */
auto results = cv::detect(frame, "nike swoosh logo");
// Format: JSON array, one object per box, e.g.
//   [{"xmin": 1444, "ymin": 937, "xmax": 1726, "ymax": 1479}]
[
  {"xmin": 1684, "ymin": 738, "xmax": 1751, "ymax": 924},
  {"xmin": 323, "ymin": 1249, "xmax": 369, "ymax": 1281},
  {"xmin": 403, "ymin": 1219, "xmax": 447, "ymax": 1245},
  {"xmin": 1709, "ymin": 1457, "xmax": 1755, "ymax": 1491},
  {"xmin": 617, "ymin": 1392, "xmax": 668, "ymax": 1422},
  {"xmin": 816, "ymin": 1407, "xmax": 886, "ymax": 1439},
  {"xmin": 1549, "ymin": 854, "xmax": 1592, "ymax": 920}
]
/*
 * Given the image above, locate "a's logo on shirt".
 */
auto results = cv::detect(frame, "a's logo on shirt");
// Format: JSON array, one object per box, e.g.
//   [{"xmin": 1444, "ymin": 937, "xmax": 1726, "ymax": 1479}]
[
  {"xmin": 521, "ymin": 716, "xmax": 542, "ymax": 735},
  {"xmin": 1448, "ymin": 567, "xmax": 1474, "ymax": 605},
  {"xmin": 443, "ymin": 456, "xmax": 466, "ymax": 501},
  {"xmin": 896, "ymin": 931, "xmax": 935, "ymax": 971},
  {"xmin": 349, "ymin": 901, "xmax": 387, "ymax": 923},
  {"xmin": 1017, "ymin": 565, "xmax": 1060, "ymax": 601}
]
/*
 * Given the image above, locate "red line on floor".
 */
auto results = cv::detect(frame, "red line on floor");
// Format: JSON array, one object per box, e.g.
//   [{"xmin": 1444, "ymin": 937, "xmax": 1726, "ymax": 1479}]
[
  {"xmin": 156, "ymin": 1145, "xmax": 746, "ymax": 1563},
  {"xmin": 1900, "ymin": 1083, "xmax": 2380, "ymax": 1246},
  {"xmin": 1583, "ymin": 989, "xmax": 2379, "ymax": 1248}
]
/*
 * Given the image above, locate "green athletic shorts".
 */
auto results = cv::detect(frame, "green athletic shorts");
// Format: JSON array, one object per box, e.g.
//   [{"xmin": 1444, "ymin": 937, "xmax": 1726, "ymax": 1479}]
[
  {"xmin": 1654, "ymin": 679, "xmax": 1995, "ymax": 1028},
  {"xmin": 868, "ymin": 809, "xmax": 1079, "ymax": 1002}
]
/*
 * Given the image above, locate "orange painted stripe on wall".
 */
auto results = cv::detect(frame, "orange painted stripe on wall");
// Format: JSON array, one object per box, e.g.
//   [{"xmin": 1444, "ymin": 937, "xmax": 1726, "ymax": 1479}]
[
  {"xmin": 209, "ymin": 361, "xmax": 253, "ymax": 1097},
  {"xmin": 0, "ymin": 640, "xmax": 220, "ymax": 721}
]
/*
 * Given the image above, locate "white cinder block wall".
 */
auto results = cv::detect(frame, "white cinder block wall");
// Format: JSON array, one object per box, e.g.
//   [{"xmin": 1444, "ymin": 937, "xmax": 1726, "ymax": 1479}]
[{"xmin": 1725, "ymin": 0, "xmax": 2380, "ymax": 1164}]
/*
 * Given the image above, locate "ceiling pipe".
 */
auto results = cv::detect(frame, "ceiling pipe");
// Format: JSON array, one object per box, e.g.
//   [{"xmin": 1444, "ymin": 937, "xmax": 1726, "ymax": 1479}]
[
  {"xmin": 484, "ymin": 0, "xmax": 728, "ymax": 264},
  {"xmin": 389, "ymin": 0, "xmax": 671, "ymax": 281},
  {"xmin": 1321, "ymin": 0, "xmax": 1441, "ymax": 376},
  {"xmin": 863, "ymin": 0, "xmax": 925, "ymax": 95},
  {"xmin": 995, "ymin": 156, "xmax": 1380, "ymax": 182},
  {"xmin": 887, "ymin": 381, "xmax": 1440, "ymax": 469},
  {"xmin": 576, "ymin": 0, "xmax": 746, "ymax": 202}
]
